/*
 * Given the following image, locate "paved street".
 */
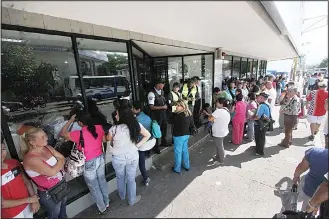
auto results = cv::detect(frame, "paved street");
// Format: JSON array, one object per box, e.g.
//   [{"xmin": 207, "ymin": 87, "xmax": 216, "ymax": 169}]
[{"xmin": 74, "ymin": 106, "xmax": 325, "ymax": 218}]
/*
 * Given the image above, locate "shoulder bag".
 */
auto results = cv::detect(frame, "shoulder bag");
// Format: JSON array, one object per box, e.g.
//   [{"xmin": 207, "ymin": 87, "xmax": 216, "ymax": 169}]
[{"xmin": 64, "ymin": 130, "xmax": 85, "ymax": 178}]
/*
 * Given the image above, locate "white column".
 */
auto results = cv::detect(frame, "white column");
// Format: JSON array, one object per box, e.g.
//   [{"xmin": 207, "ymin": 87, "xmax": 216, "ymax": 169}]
[{"xmin": 214, "ymin": 58, "xmax": 223, "ymax": 89}]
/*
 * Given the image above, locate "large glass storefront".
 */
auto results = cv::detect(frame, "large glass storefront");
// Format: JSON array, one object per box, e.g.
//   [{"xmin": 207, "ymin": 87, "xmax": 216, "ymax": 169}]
[{"xmin": 0, "ymin": 25, "xmax": 216, "ymax": 212}]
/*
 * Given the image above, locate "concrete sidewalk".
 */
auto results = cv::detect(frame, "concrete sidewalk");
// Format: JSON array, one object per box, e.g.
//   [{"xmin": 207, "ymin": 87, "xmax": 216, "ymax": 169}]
[{"xmin": 74, "ymin": 111, "xmax": 324, "ymax": 218}]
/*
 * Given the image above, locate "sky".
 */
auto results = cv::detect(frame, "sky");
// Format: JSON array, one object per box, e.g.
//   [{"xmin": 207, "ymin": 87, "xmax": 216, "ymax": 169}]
[{"xmin": 268, "ymin": 1, "xmax": 328, "ymax": 71}]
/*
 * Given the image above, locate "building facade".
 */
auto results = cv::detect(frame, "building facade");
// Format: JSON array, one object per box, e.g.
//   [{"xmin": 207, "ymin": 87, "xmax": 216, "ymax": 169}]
[{"xmin": 1, "ymin": 1, "xmax": 301, "ymax": 217}]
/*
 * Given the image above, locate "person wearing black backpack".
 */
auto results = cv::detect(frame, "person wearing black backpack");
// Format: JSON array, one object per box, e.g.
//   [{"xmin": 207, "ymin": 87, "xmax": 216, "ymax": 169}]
[
  {"xmin": 147, "ymin": 78, "xmax": 170, "ymax": 154},
  {"xmin": 251, "ymin": 93, "xmax": 272, "ymax": 156}
]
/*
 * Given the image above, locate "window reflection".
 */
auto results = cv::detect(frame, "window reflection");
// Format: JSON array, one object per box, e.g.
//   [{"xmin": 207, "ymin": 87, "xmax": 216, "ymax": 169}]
[
  {"xmin": 222, "ymin": 56, "xmax": 232, "ymax": 80},
  {"xmin": 1, "ymin": 30, "xmax": 80, "ymax": 162},
  {"xmin": 241, "ymin": 58, "xmax": 248, "ymax": 79},
  {"xmin": 232, "ymin": 56, "xmax": 241, "ymax": 79},
  {"xmin": 168, "ymin": 57, "xmax": 183, "ymax": 90}
]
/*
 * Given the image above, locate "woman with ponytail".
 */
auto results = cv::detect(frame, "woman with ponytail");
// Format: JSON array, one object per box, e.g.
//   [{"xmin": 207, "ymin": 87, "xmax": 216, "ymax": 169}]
[{"xmin": 60, "ymin": 113, "xmax": 109, "ymax": 215}]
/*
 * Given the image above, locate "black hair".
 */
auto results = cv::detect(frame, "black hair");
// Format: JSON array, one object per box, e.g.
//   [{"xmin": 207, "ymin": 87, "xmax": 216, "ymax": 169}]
[
  {"xmin": 132, "ymin": 101, "xmax": 143, "ymax": 111},
  {"xmin": 216, "ymin": 97, "xmax": 230, "ymax": 108},
  {"xmin": 172, "ymin": 82, "xmax": 180, "ymax": 89},
  {"xmin": 236, "ymin": 93, "xmax": 243, "ymax": 101},
  {"xmin": 202, "ymin": 103, "xmax": 211, "ymax": 109},
  {"xmin": 77, "ymin": 114, "xmax": 98, "ymax": 139},
  {"xmin": 214, "ymin": 87, "xmax": 220, "ymax": 93},
  {"xmin": 117, "ymin": 106, "xmax": 141, "ymax": 143},
  {"xmin": 113, "ymin": 99, "xmax": 120, "ymax": 109},
  {"xmin": 248, "ymin": 92, "xmax": 256, "ymax": 101},
  {"xmin": 236, "ymin": 89, "xmax": 242, "ymax": 94}
]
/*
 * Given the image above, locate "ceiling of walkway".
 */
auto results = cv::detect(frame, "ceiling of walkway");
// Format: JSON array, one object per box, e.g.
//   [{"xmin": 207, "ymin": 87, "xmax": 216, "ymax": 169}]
[{"xmin": 3, "ymin": 1, "xmax": 298, "ymax": 60}]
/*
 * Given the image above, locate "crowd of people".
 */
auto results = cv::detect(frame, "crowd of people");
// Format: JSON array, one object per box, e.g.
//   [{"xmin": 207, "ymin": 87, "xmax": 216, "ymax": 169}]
[{"xmin": 1, "ymin": 72, "xmax": 328, "ymax": 218}]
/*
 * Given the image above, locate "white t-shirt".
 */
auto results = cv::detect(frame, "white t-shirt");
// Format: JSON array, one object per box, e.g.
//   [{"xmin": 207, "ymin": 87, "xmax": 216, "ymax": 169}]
[
  {"xmin": 211, "ymin": 108, "xmax": 231, "ymax": 138},
  {"xmin": 147, "ymin": 88, "xmax": 162, "ymax": 105},
  {"xmin": 109, "ymin": 123, "xmax": 145, "ymax": 156},
  {"xmin": 266, "ymin": 88, "xmax": 277, "ymax": 106}
]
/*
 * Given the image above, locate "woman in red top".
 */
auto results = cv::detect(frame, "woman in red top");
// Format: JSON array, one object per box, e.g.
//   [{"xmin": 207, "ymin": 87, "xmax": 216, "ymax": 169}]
[{"xmin": 1, "ymin": 139, "xmax": 40, "ymax": 218}]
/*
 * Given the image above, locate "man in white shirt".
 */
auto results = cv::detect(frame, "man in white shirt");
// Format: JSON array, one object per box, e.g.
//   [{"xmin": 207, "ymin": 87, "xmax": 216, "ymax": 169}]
[{"xmin": 265, "ymin": 81, "xmax": 277, "ymax": 122}]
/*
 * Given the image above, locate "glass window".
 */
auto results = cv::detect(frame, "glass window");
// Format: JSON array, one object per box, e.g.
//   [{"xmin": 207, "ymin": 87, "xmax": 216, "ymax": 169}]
[
  {"xmin": 252, "ymin": 59, "xmax": 258, "ymax": 79},
  {"xmin": 1, "ymin": 30, "xmax": 80, "ymax": 162},
  {"xmin": 204, "ymin": 54, "xmax": 213, "ymax": 105},
  {"xmin": 232, "ymin": 56, "xmax": 241, "ymax": 79},
  {"xmin": 153, "ymin": 58, "xmax": 169, "ymax": 94},
  {"xmin": 76, "ymin": 38, "xmax": 131, "ymax": 130},
  {"xmin": 241, "ymin": 58, "xmax": 248, "ymax": 79},
  {"xmin": 168, "ymin": 57, "xmax": 183, "ymax": 90},
  {"xmin": 222, "ymin": 56, "xmax": 232, "ymax": 80},
  {"xmin": 183, "ymin": 55, "xmax": 202, "ymax": 79},
  {"xmin": 247, "ymin": 59, "xmax": 253, "ymax": 79}
]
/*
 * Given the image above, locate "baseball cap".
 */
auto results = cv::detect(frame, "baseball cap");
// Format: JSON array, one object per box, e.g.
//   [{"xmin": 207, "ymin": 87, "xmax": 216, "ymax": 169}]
[{"xmin": 256, "ymin": 92, "xmax": 269, "ymax": 99}]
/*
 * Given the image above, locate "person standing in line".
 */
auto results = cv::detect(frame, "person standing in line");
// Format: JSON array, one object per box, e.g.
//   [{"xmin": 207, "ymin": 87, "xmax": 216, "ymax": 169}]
[
  {"xmin": 227, "ymin": 81, "xmax": 236, "ymax": 101},
  {"xmin": 107, "ymin": 107, "xmax": 151, "ymax": 206},
  {"xmin": 251, "ymin": 93, "xmax": 271, "ymax": 156},
  {"xmin": 132, "ymin": 102, "xmax": 156, "ymax": 186},
  {"xmin": 292, "ymin": 146, "xmax": 328, "ymax": 212},
  {"xmin": 21, "ymin": 128, "xmax": 67, "ymax": 218},
  {"xmin": 192, "ymin": 76, "xmax": 202, "ymax": 125},
  {"xmin": 278, "ymin": 86, "xmax": 301, "ymax": 148},
  {"xmin": 60, "ymin": 114, "xmax": 110, "ymax": 215},
  {"xmin": 241, "ymin": 81, "xmax": 249, "ymax": 101},
  {"xmin": 245, "ymin": 93, "xmax": 258, "ymax": 141},
  {"xmin": 231, "ymin": 93, "xmax": 247, "ymax": 145},
  {"xmin": 171, "ymin": 100, "xmax": 193, "ymax": 174},
  {"xmin": 306, "ymin": 81, "xmax": 328, "ymax": 141},
  {"xmin": 268, "ymin": 75, "xmax": 276, "ymax": 90},
  {"xmin": 1, "ymin": 139, "xmax": 40, "ymax": 218},
  {"xmin": 323, "ymin": 98, "xmax": 328, "ymax": 148},
  {"xmin": 148, "ymin": 79, "xmax": 169, "ymax": 154},
  {"xmin": 181, "ymin": 78, "xmax": 198, "ymax": 115},
  {"xmin": 265, "ymin": 81, "xmax": 277, "ymax": 108},
  {"xmin": 275, "ymin": 77, "xmax": 283, "ymax": 104},
  {"xmin": 313, "ymin": 73, "xmax": 326, "ymax": 91},
  {"xmin": 168, "ymin": 82, "xmax": 181, "ymax": 113},
  {"xmin": 208, "ymin": 97, "xmax": 231, "ymax": 165}
]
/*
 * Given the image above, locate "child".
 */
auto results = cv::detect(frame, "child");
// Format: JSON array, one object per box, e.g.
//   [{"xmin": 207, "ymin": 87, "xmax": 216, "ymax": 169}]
[{"xmin": 200, "ymin": 103, "xmax": 213, "ymax": 135}]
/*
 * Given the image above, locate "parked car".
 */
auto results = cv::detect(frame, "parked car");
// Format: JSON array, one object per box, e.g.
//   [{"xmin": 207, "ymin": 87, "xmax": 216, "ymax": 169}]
[{"xmin": 1, "ymin": 101, "xmax": 23, "ymax": 112}]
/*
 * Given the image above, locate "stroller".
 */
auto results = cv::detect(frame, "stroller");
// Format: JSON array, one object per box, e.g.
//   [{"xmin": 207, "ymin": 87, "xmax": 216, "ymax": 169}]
[{"xmin": 273, "ymin": 184, "xmax": 315, "ymax": 219}]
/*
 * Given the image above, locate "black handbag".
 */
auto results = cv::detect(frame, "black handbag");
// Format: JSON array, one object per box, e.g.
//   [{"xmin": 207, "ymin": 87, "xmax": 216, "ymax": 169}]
[
  {"xmin": 33, "ymin": 174, "xmax": 69, "ymax": 204},
  {"xmin": 45, "ymin": 179, "xmax": 70, "ymax": 204},
  {"xmin": 189, "ymin": 118, "xmax": 199, "ymax": 136}
]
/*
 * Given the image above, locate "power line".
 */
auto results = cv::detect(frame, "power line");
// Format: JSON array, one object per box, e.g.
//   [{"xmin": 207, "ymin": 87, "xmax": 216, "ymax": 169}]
[
  {"xmin": 302, "ymin": 23, "xmax": 328, "ymax": 34},
  {"xmin": 303, "ymin": 14, "xmax": 327, "ymax": 22},
  {"xmin": 302, "ymin": 16, "xmax": 327, "ymax": 33}
]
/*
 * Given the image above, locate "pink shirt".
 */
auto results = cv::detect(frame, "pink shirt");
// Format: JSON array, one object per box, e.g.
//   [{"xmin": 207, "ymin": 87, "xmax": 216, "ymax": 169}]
[
  {"xmin": 247, "ymin": 101, "xmax": 258, "ymax": 119},
  {"xmin": 70, "ymin": 125, "xmax": 104, "ymax": 161}
]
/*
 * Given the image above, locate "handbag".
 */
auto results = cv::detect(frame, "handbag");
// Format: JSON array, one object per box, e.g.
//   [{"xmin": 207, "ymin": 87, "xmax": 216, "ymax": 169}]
[
  {"xmin": 64, "ymin": 130, "xmax": 85, "ymax": 178},
  {"xmin": 189, "ymin": 117, "xmax": 199, "ymax": 136}
]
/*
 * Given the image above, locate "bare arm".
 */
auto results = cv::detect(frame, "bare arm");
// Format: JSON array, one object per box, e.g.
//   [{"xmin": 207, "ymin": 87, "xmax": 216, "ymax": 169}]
[
  {"xmin": 1, "ymin": 196, "xmax": 38, "ymax": 208},
  {"xmin": 308, "ymin": 180, "xmax": 329, "ymax": 209},
  {"xmin": 136, "ymin": 125, "xmax": 151, "ymax": 148},
  {"xmin": 150, "ymin": 104, "xmax": 166, "ymax": 111},
  {"xmin": 25, "ymin": 146, "xmax": 65, "ymax": 177},
  {"xmin": 22, "ymin": 171, "xmax": 36, "ymax": 196},
  {"xmin": 208, "ymin": 115, "xmax": 215, "ymax": 122},
  {"xmin": 59, "ymin": 115, "xmax": 76, "ymax": 141},
  {"xmin": 293, "ymin": 157, "xmax": 310, "ymax": 184}
]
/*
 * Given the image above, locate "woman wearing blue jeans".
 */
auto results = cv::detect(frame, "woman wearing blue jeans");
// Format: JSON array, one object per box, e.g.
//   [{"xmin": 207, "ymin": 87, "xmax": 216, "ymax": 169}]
[
  {"xmin": 171, "ymin": 100, "xmax": 193, "ymax": 174},
  {"xmin": 107, "ymin": 107, "xmax": 151, "ymax": 206}
]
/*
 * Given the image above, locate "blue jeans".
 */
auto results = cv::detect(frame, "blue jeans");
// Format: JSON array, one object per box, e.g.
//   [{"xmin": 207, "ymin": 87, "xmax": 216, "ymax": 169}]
[
  {"xmin": 138, "ymin": 151, "xmax": 148, "ymax": 183},
  {"xmin": 38, "ymin": 190, "xmax": 67, "ymax": 218},
  {"xmin": 112, "ymin": 151, "xmax": 139, "ymax": 205},
  {"xmin": 247, "ymin": 120, "xmax": 255, "ymax": 140},
  {"xmin": 173, "ymin": 135, "xmax": 190, "ymax": 172},
  {"xmin": 84, "ymin": 154, "xmax": 110, "ymax": 213}
]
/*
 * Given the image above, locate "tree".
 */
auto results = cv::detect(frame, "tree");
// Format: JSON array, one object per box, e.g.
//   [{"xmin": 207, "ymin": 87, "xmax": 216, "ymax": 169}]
[
  {"xmin": 1, "ymin": 43, "xmax": 57, "ymax": 101},
  {"xmin": 318, "ymin": 58, "xmax": 328, "ymax": 68},
  {"xmin": 97, "ymin": 53, "xmax": 128, "ymax": 75}
]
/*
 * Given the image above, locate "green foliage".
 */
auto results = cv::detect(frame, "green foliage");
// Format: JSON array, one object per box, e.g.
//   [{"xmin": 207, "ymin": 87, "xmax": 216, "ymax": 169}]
[
  {"xmin": 1, "ymin": 43, "xmax": 57, "ymax": 100},
  {"xmin": 97, "ymin": 53, "xmax": 128, "ymax": 75},
  {"xmin": 318, "ymin": 58, "xmax": 328, "ymax": 68}
]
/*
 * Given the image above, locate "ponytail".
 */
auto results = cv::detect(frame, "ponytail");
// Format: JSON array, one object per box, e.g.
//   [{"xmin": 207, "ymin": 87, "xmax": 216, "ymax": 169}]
[{"xmin": 78, "ymin": 114, "xmax": 98, "ymax": 139}]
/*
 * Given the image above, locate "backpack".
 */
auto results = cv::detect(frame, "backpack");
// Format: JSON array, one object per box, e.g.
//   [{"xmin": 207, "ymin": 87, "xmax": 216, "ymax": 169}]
[{"xmin": 151, "ymin": 120, "xmax": 162, "ymax": 138}]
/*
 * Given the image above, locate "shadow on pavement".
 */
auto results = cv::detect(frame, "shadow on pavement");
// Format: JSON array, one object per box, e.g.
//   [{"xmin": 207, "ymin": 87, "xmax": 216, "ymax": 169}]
[
  {"xmin": 266, "ymin": 127, "xmax": 283, "ymax": 137},
  {"xmin": 223, "ymin": 145, "xmax": 286, "ymax": 168},
  {"xmin": 293, "ymin": 136, "xmax": 314, "ymax": 147}
]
